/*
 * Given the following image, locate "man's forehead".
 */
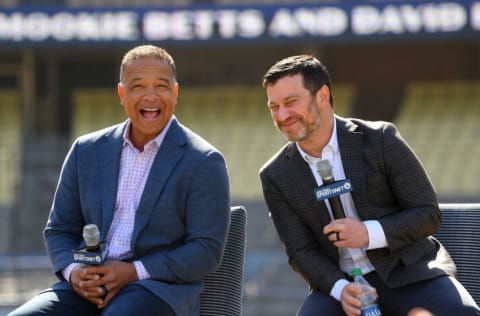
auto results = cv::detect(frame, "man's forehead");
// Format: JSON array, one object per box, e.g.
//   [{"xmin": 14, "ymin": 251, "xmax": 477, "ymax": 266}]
[{"xmin": 123, "ymin": 59, "xmax": 174, "ymax": 78}]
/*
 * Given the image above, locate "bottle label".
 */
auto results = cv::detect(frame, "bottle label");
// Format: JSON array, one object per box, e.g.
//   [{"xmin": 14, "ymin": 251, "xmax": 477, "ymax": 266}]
[{"xmin": 361, "ymin": 304, "xmax": 382, "ymax": 316}]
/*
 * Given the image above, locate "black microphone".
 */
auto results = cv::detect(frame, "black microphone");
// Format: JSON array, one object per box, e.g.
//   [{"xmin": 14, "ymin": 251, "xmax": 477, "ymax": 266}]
[
  {"xmin": 72, "ymin": 224, "xmax": 108, "ymax": 265},
  {"xmin": 83, "ymin": 224, "xmax": 101, "ymax": 252},
  {"xmin": 316, "ymin": 159, "xmax": 346, "ymax": 220}
]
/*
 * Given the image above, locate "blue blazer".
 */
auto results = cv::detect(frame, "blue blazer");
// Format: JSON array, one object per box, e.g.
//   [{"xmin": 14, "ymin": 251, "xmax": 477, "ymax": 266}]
[{"xmin": 44, "ymin": 117, "xmax": 230, "ymax": 315}]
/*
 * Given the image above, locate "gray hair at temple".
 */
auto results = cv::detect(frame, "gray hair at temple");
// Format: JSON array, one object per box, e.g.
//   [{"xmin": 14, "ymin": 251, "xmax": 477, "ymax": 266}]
[{"xmin": 119, "ymin": 45, "xmax": 177, "ymax": 83}]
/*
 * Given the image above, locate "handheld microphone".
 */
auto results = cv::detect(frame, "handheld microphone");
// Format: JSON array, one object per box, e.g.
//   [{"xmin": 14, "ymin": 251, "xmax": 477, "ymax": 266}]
[
  {"xmin": 72, "ymin": 224, "xmax": 108, "ymax": 265},
  {"xmin": 83, "ymin": 224, "xmax": 101, "ymax": 252},
  {"xmin": 316, "ymin": 159, "xmax": 346, "ymax": 220}
]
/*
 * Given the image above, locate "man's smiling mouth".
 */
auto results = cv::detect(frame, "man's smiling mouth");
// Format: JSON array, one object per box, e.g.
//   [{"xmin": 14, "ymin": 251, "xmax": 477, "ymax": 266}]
[{"xmin": 140, "ymin": 108, "xmax": 161, "ymax": 119}]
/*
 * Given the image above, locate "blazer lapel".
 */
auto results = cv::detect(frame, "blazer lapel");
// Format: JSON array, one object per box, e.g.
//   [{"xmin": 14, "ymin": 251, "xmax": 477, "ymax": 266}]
[
  {"xmin": 336, "ymin": 117, "xmax": 369, "ymax": 218},
  {"xmin": 286, "ymin": 145, "xmax": 320, "ymax": 209},
  {"xmin": 99, "ymin": 122, "xmax": 126, "ymax": 240},
  {"xmin": 284, "ymin": 144, "xmax": 339, "ymax": 259},
  {"xmin": 130, "ymin": 119, "xmax": 185, "ymax": 244}
]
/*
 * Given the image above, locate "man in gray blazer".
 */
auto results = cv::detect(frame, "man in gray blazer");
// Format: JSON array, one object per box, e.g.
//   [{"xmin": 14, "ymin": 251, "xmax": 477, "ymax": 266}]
[
  {"xmin": 9, "ymin": 45, "xmax": 230, "ymax": 316},
  {"xmin": 259, "ymin": 55, "xmax": 479, "ymax": 316}
]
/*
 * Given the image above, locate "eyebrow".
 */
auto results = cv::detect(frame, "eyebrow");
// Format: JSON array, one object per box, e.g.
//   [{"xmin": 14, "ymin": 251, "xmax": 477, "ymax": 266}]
[{"xmin": 269, "ymin": 94, "xmax": 299, "ymax": 105}]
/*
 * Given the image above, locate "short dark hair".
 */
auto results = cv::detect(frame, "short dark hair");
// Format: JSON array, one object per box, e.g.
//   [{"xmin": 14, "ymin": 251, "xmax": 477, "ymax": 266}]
[
  {"xmin": 262, "ymin": 55, "xmax": 334, "ymax": 106},
  {"xmin": 119, "ymin": 45, "xmax": 177, "ymax": 82}
]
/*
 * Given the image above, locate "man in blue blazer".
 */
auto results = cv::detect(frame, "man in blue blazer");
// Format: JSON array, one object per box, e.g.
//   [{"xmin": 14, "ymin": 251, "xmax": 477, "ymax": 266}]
[
  {"xmin": 259, "ymin": 55, "xmax": 479, "ymax": 315},
  {"xmin": 9, "ymin": 45, "xmax": 230, "ymax": 316}
]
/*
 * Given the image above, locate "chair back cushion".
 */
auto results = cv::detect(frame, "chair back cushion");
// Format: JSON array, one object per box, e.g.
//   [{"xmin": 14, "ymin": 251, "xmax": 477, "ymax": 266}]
[
  {"xmin": 435, "ymin": 203, "xmax": 480, "ymax": 305},
  {"xmin": 200, "ymin": 206, "xmax": 247, "ymax": 316}
]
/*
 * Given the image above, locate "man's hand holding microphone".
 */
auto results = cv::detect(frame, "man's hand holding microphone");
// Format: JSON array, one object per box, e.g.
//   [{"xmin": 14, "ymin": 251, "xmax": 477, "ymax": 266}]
[
  {"xmin": 70, "ymin": 224, "xmax": 137, "ymax": 309},
  {"xmin": 314, "ymin": 159, "xmax": 369, "ymax": 249}
]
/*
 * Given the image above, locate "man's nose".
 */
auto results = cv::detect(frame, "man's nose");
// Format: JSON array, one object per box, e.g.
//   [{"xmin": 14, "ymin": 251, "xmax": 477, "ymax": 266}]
[
  {"xmin": 277, "ymin": 106, "xmax": 290, "ymax": 121},
  {"xmin": 143, "ymin": 86, "xmax": 158, "ymax": 101}
]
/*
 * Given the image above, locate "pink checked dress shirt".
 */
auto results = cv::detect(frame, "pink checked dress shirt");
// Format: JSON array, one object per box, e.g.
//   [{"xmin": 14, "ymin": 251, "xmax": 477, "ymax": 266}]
[{"xmin": 62, "ymin": 118, "xmax": 173, "ymax": 282}]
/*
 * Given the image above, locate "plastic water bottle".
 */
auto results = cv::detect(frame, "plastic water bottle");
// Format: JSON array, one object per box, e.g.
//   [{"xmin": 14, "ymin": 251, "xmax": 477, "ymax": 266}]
[{"xmin": 351, "ymin": 268, "xmax": 382, "ymax": 316}]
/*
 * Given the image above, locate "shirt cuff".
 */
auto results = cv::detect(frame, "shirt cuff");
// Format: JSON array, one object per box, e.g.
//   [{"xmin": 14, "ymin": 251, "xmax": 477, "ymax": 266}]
[
  {"xmin": 62, "ymin": 262, "xmax": 82, "ymax": 282},
  {"xmin": 364, "ymin": 220, "xmax": 388, "ymax": 250},
  {"xmin": 330, "ymin": 278, "xmax": 349, "ymax": 301},
  {"xmin": 133, "ymin": 260, "xmax": 150, "ymax": 280}
]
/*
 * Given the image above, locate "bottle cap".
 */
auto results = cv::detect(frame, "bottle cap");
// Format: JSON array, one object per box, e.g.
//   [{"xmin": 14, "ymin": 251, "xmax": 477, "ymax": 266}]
[{"xmin": 351, "ymin": 267, "xmax": 362, "ymax": 277}]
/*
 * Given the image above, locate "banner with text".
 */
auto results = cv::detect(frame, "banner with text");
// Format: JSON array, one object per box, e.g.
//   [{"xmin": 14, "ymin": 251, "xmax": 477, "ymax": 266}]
[{"xmin": 1, "ymin": 0, "xmax": 479, "ymax": 46}]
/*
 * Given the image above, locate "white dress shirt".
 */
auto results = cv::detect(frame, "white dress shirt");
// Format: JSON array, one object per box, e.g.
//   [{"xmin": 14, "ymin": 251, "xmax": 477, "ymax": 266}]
[{"xmin": 296, "ymin": 117, "xmax": 388, "ymax": 301}]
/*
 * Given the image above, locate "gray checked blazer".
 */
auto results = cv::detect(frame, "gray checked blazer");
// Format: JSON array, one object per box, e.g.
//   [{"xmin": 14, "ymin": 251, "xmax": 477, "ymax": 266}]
[{"xmin": 259, "ymin": 115, "xmax": 455, "ymax": 295}]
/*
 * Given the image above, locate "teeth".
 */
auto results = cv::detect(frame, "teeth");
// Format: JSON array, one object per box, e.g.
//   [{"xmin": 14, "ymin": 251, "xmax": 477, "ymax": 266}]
[{"xmin": 143, "ymin": 108, "xmax": 158, "ymax": 112}]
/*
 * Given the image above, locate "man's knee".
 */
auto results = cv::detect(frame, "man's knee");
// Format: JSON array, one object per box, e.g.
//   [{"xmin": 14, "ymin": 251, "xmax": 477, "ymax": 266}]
[
  {"xmin": 296, "ymin": 291, "xmax": 344, "ymax": 316},
  {"xmin": 101, "ymin": 285, "xmax": 175, "ymax": 316}
]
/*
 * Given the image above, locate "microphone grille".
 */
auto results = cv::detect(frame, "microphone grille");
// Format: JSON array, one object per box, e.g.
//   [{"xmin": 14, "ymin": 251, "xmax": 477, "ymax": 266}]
[
  {"xmin": 83, "ymin": 224, "xmax": 100, "ymax": 247},
  {"xmin": 316, "ymin": 159, "xmax": 333, "ymax": 181}
]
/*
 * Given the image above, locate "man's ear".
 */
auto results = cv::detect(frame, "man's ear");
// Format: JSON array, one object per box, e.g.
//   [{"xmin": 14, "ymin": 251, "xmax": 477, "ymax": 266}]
[
  {"xmin": 316, "ymin": 85, "xmax": 331, "ymax": 106},
  {"xmin": 174, "ymin": 82, "xmax": 179, "ymax": 97},
  {"xmin": 117, "ymin": 83, "xmax": 125, "ymax": 105}
]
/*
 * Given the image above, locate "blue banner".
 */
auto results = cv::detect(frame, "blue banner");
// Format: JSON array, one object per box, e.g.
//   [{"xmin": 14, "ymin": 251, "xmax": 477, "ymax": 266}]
[{"xmin": 1, "ymin": 1, "xmax": 479, "ymax": 46}]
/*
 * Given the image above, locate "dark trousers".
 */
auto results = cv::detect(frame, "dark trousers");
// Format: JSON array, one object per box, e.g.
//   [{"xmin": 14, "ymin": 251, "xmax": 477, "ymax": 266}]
[
  {"xmin": 297, "ymin": 273, "xmax": 480, "ymax": 316},
  {"xmin": 7, "ymin": 284, "xmax": 176, "ymax": 316}
]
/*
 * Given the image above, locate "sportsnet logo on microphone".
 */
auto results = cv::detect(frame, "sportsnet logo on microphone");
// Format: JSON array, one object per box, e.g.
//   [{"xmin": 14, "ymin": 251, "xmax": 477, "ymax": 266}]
[
  {"xmin": 314, "ymin": 179, "xmax": 353, "ymax": 202},
  {"xmin": 72, "ymin": 240, "xmax": 109, "ymax": 265},
  {"xmin": 73, "ymin": 252, "xmax": 103, "ymax": 264}
]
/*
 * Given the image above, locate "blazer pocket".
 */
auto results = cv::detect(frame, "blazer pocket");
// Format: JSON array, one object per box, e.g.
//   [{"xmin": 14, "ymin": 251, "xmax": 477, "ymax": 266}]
[{"xmin": 400, "ymin": 238, "xmax": 436, "ymax": 266}]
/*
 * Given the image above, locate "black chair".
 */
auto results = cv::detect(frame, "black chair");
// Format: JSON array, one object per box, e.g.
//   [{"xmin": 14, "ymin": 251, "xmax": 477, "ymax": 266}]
[
  {"xmin": 200, "ymin": 206, "xmax": 247, "ymax": 316},
  {"xmin": 434, "ymin": 203, "xmax": 480, "ymax": 305}
]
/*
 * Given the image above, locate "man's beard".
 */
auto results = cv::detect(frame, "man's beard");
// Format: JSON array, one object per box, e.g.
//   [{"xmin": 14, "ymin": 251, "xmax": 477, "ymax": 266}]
[{"xmin": 276, "ymin": 101, "xmax": 321, "ymax": 142}]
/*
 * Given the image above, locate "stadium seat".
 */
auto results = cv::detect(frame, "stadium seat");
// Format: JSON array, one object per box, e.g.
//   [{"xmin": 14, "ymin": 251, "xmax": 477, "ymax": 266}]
[
  {"xmin": 434, "ymin": 203, "xmax": 480, "ymax": 306},
  {"xmin": 200, "ymin": 205, "xmax": 247, "ymax": 316},
  {"xmin": 178, "ymin": 86, "xmax": 285, "ymax": 200},
  {"xmin": 0, "ymin": 90, "xmax": 21, "ymax": 207},
  {"xmin": 395, "ymin": 81, "xmax": 480, "ymax": 198},
  {"xmin": 71, "ymin": 89, "xmax": 127, "ymax": 140}
]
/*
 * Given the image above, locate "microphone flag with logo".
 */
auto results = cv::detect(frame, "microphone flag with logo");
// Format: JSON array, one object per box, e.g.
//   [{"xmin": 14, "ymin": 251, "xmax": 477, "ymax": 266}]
[
  {"xmin": 314, "ymin": 159, "xmax": 353, "ymax": 220},
  {"xmin": 72, "ymin": 224, "xmax": 108, "ymax": 265}
]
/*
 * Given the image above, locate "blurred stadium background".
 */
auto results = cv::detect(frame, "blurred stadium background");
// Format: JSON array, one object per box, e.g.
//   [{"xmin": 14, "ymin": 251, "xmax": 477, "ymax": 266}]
[{"xmin": 0, "ymin": 0, "xmax": 479, "ymax": 314}]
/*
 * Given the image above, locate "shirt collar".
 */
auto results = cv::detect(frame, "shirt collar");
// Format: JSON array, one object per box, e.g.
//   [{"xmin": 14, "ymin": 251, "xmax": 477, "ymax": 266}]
[
  {"xmin": 122, "ymin": 115, "xmax": 175, "ymax": 149},
  {"xmin": 296, "ymin": 115, "xmax": 339, "ymax": 164}
]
